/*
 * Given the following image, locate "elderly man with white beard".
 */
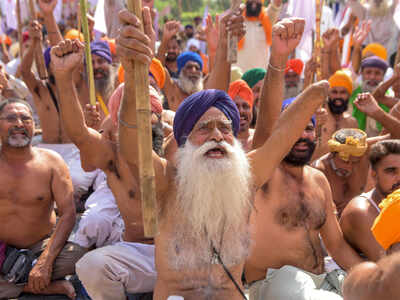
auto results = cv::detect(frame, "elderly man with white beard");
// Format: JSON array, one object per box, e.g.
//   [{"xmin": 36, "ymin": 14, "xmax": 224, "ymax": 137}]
[{"xmin": 114, "ymin": 8, "xmax": 331, "ymax": 299}]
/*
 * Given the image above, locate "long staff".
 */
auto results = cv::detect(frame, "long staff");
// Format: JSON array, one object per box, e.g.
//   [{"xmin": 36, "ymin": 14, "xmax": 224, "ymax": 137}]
[
  {"xmin": 314, "ymin": 0, "xmax": 324, "ymax": 146},
  {"xmin": 227, "ymin": 0, "xmax": 241, "ymax": 63},
  {"xmin": 16, "ymin": 0, "xmax": 24, "ymax": 59}
]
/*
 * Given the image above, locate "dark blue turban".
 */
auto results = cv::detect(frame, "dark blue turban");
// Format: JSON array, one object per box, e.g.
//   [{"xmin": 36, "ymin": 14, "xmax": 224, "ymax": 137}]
[
  {"xmin": 282, "ymin": 97, "xmax": 316, "ymax": 126},
  {"xmin": 91, "ymin": 40, "xmax": 112, "ymax": 64},
  {"xmin": 361, "ymin": 55, "xmax": 388, "ymax": 73},
  {"xmin": 44, "ymin": 47, "xmax": 51, "ymax": 69},
  {"xmin": 177, "ymin": 51, "xmax": 203, "ymax": 75},
  {"xmin": 173, "ymin": 89, "xmax": 240, "ymax": 147}
]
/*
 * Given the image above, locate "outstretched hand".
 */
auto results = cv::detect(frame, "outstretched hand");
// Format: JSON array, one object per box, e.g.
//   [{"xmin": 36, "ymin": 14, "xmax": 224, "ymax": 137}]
[
  {"xmin": 354, "ymin": 92, "xmax": 381, "ymax": 117},
  {"xmin": 28, "ymin": 21, "xmax": 43, "ymax": 42},
  {"xmin": 205, "ymin": 14, "xmax": 219, "ymax": 54},
  {"xmin": 322, "ymin": 28, "xmax": 340, "ymax": 51},
  {"xmin": 38, "ymin": 0, "xmax": 57, "ymax": 15},
  {"xmin": 271, "ymin": 18, "xmax": 305, "ymax": 58},
  {"xmin": 353, "ymin": 20, "xmax": 371, "ymax": 48},
  {"xmin": 162, "ymin": 20, "xmax": 181, "ymax": 43},
  {"xmin": 219, "ymin": 4, "xmax": 246, "ymax": 42},
  {"xmin": 50, "ymin": 39, "xmax": 84, "ymax": 77}
]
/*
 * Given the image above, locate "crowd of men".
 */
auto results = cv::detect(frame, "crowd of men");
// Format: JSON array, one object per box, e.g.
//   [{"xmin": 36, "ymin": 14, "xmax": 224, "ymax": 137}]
[{"xmin": 1, "ymin": 0, "xmax": 400, "ymax": 299}]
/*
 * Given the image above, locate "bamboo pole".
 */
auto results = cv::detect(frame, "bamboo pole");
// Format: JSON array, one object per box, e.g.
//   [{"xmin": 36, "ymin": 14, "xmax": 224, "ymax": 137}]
[
  {"xmin": 315, "ymin": 0, "xmax": 324, "ymax": 146},
  {"xmin": 227, "ymin": 0, "xmax": 241, "ymax": 63},
  {"xmin": 79, "ymin": 0, "xmax": 96, "ymax": 106},
  {"xmin": 28, "ymin": 0, "xmax": 48, "ymax": 80},
  {"xmin": 126, "ymin": 0, "xmax": 158, "ymax": 237},
  {"xmin": 16, "ymin": 0, "xmax": 24, "ymax": 59}
]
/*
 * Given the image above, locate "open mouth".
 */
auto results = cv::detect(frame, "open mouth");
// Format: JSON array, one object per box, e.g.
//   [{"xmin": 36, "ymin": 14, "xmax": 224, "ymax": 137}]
[
  {"xmin": 205, "ymin": 146, "xmax": 227, "ymax": 158},
  {"xmin": 293, "ymin": 142, "xmax": 309, "ymax": 151}
]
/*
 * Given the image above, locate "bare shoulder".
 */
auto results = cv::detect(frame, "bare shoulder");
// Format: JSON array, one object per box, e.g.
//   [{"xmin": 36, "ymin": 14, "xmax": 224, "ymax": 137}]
[
  {"xmin": 307, "ymin": 165, "xmax": 329, "ymax": 185},
  {"xmin": 341, "ymin": 195, "xmax": 372, "ymax": 223},
  {"xmin": 33, "ymin": 147, "xmax": 67, "ymax": 168},
  {"xmin": 343, "ymin": 113, "xmax": 358, "ymax": 128},
  {"xmin": 311, "ymin": 153, "xmax": 329, "ymax": 173}
]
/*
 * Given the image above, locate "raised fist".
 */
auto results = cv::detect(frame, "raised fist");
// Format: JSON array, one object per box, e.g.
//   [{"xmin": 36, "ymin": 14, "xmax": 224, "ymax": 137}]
[
  {"xmin": 271, "ymin": 18, "xmax": 305, "ymax": 57},
  {"xmin": 50, "ymin": 39, "xmax": 84, "ymax": 77}
]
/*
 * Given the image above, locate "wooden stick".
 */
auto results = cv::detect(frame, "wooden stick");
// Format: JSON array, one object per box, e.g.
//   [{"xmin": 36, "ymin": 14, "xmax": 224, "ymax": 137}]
[
  {"xmin": 315, "ymin": 0, "xmax": 324, "ymax": 146},
  {"xmin": 77, "ymin": 3, "xmax": 81, "ymax": 34},
  {"xmin": 79, "ymin": 0, "xmax": 96, "ymax": 106},
  {"xmin": 227, "ymin": 0, "xmax": 241, "ymax": 63},
  {"xmin": 16, "ymin": 0, "xmax": 24, "ymax": 59},
  {"xmin": 28, "ymin": 0, "xmax": 48, "ymax": 80},
  {"xmin": 126, "ymin": 0, "xmax": 158, "ymax": 238}
]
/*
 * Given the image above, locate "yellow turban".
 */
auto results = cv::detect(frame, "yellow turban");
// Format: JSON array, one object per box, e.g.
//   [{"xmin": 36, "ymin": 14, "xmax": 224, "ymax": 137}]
[
  {"xmin": 362, "ymin": 43, "xmax": 387, "ymax": 61},
  {"xmin": 328, "ymin": 70, "xmax": 353, "ymax": 95},
  {"xmin": 328, "ymin": 129, "xmax": 367, "ymax": 161},
  {"xmin": 371, "ymin": 189, "xmax": 400, "ymax": 250},
  {"xmin": 64, "ymin": 29, "xmax": 84, "ymax": 42}
]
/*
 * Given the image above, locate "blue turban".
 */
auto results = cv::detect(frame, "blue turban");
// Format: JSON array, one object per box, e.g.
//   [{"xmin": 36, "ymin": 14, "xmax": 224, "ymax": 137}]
[
  {"xmin": 173, "ymin": 89, "xmax": 240, "ymax": 147},
  {"xmin": 282, "ymin": 97, "xmax": 316, "ymax": 126},
  {"xmin": 91, "ymin": 40, "xmax": 112, "ymax": 64},
  {"xmin": 361, "ymin": 55, "xmax": 388, "ymax": 73},
  {"xmin": 177, "ymin": 51, "xmax": 203, "ymax": 75},
  {"xmin": 44, "ymin": 47, "xmax": 51, "ymax": 69}
]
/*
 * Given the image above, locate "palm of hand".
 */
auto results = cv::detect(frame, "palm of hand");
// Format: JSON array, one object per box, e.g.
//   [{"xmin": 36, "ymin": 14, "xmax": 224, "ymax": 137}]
[{"xmin": 38, "ymin": 0, "xmax": 56, "ymax": 13}]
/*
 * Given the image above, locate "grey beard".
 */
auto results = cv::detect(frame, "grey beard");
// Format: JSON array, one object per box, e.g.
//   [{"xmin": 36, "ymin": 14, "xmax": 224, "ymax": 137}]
[
  {"xmin": 362, "ymin": 81, "xmax": 379, "ymax": 93},
  {"xmin": 284, "ymin": 85, "xmax": 302, "ymax": 99},
  {"xmin": 95, "ymin": 76, "xmax": 114, "ymax": 103},
  {"xmin": 177, "ymin": 72, "xmax": 204, "ymax": 95}
]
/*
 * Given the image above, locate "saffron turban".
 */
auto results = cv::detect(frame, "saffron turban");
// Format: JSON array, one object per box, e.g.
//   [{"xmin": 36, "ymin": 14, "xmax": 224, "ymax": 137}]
[
  {"xmin": 282, "ymin": 97, "xmax": 315, "ymax": 126},
  {"xmin": 90, "ymin": 40, "xmax": 112, "ymax": 64},
  {"xmin": 242, "ymin": 68, "xmax": 266, "ymax": 88},
  {"xmin": 228, "ymin": 80, "xmax": 254, "ymax": 108},
  {"xmin": 328, "ymin": 129, "xmax": 367, "ymax": 161},
  {"xmin": 362, "ymin": 43, "xmax": 387, "ymax": 61},
  {"xmin": 372, "ymin": 188, "xmax": 400, "ymax": 250},
  {"xmin": 101, "ymin": 37, "xmax": 116, "ymax": 56},
  {"xmin": 173, "ymin": 89, "xmax": 240, "ymax": 147},
  {"xmin": 0, "ymin": 35, "xmax": 11, "ymax": 46},
  {"xmin": 329, "ymin": 70, "xmax": 353, "ymax": 95},
  {"xmin": 64, "ymin": 29, "xmax": 84, "ymax": 41},
  {"xmin": 361, "ymin": 56, "xmax": 389, "ymax": 73},
  {"xmin": 285, "ymin": 59, "xmax": 304, "ymax": 75},
  {"xmin": 177, "ymin": 51, "xmax": 203, "ymax": 75},
  {"xmin": 108, "ymin": 83, "xmax": 163, "ymax": 126},
  {"xmin": 117, "ymin": 58, "xmax": 166, "ymax": 89}
]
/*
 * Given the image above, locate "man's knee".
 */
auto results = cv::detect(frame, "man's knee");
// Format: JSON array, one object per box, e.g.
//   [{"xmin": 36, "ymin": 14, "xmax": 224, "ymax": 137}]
[{"xmin": 76, "ymin": 249, "xmax": 107, "ymax": 284}]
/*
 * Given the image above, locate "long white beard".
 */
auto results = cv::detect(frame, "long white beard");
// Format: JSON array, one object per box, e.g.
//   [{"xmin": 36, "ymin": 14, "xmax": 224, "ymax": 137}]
[
  {"xmin": 362, "ymin": 80, "xmax": 380, "ymax": 93},
  {"xmin": 170, "ymin": 139, "xmax": 252, "ymax": 270},
  {"xmin": 177, "ymin": 72, "xmax": 204, "ymax": 95}
]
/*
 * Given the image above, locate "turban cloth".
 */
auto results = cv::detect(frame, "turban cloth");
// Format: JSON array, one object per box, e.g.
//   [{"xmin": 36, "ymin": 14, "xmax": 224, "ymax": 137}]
[
  {"xmin": 362, "ymin": 43, "xmax": 387, "ymax": 61},
  {"xmin": 329, "ymin": 70, "xmax": 353, "ymax": 95},
  {"xmin": 186, "ymin": 38, "xmax": 201, "ymax": 52},
  {"xmin": 328, "ymin": 129, "xmax": 367, "ymax": 161},
  {"xmin": 231, "ymin": 66, "xmax": 243, "ymax": 83},
  {"xmin": 372, "ymin": 189, "xmax": 400, "ymax": 250},
  {"xmin": 177, "ymin": 51, "xmax": 203, "ymax": 75},
  {"xmin": 64, "ymin": 29, "xmax": 84, "ymax": 41},
  {"xmin": 242, "ymin": 68, "xmax": 266, "ymax": 88},
  {"xmin": 117, "ymin": 58, "xmax": 166, "ymax": 89},
  {"xmin": 22, "ymin": 31, "xmax": 29, "ymax": 43},
  {"xmin": 361, "ymin": 56, "xmax": 389, "ymax": 73},
  {"xmin": 108, "ymin": 83, "xmax": 163, "ymax": 127},
  {"xmin": 282, "ymin": 97, "xmax": 315, "ymax": 126},
  {"xmin": 101, "ymin": 37, "xmax": 116, "ymax": 56},
  {"xmin": 285, "ymin": 59, "xmax": 304, "ymax": 76},
  {"xmin": 90, "ymin": 40, "xmax": 112, "ymax": 64},
  {"xmin": 0, "ymin": 35, "xmax": 11, "ymax": 46},
  {"xmin": 228, "ymin": 80, "xmax": 254, "ymax": 108},
  {"xmin": 44, "ymin": 47, "xmax": 51, "ymax": 69},
  {"xmin": 173, "ymin": 89, "xmax": 240, "ymax": 147}
]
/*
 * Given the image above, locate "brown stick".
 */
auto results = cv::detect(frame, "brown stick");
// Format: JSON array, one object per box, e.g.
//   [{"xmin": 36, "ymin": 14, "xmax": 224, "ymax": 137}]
[
  {"xmin": 29, "ymin": 0, "xmax": 48, "ymax": 80},
  {"xmin": 16, "ymin": 0, "xmax": 24, "ymax": 59},
  {"xmin": 227, "ymin": 0, "xmax": 241, "ymax": 63},
  {"xmin": 314, "ymin": 0, "xmax": 324, "ymax": 146},
  {"xmin": 126, "ymin": 0, "xmax": 158, "ymax": 237}
]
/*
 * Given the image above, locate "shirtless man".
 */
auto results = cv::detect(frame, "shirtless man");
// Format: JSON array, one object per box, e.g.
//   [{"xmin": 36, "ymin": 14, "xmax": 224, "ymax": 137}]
[
  {"xmin": 157, "ymin": 20, "xmax": 182, "ymax": 78},
  {"xmin": 314, "ymin": 93, "xmax": 400, "ymax": 216},
  {"xmin": 244, "ymin": 19, "xmax": 364, "ymax": 300},
  {"xmin": 116, "ymin": 11, "xmax": 332, "ymax": 299},
  {"xmin": 340, "ymin": 139, "xmax": 400, "ymax": 261},
  {"xmin": 228, "ymin": 79, "xmax": 254, "ymax": 152},
  {"xmin": 0, "ymin": 99, "xmax": 85, "ymax": 299}
]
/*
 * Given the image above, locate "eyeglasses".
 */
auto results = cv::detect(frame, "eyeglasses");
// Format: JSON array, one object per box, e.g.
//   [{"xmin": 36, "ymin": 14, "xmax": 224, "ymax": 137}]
[{"xmin": 0, "ymin": 114, "xmax": 33, "ymax": 124}]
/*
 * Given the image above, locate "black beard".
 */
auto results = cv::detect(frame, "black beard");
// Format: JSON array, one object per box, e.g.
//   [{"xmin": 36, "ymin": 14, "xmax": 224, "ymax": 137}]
[
  {"xmin": 378, "ymin": 181, "xmax": 400, "ymax": 197},
  {"xmin": 166, "ymin": 54, "xmax": 177, "ymax": 62},
  {"xmin": 152, "ymin": 121, "xmax": 164, "ymax": 156},
  {"xmin": 328, "ymin": 98, "xmax": 349, "ymax": 115},
  {"xmin": 283, "ymin": 138, "xmax": 316, "ymax": 166},
  {"xmin": 186, "ymin": 32, "xmax": 194, "ymax": 39},
  {"xmin": 246, "ymin": 2, "xmax": 262, "ymax": 17}
]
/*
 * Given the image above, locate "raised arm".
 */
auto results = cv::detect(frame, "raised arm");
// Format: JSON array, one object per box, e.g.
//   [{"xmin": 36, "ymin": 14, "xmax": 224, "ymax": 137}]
[
  {"xmin": 252, "ymin": 18, "xmax": 305, "ymax": 149},
  {"xmin": 372, "ymin": 63, "xmax": 400, "ymax": 108},
  {"xmin": 322, "ymin": 28, "xmax": 341, "ymax": 78},
  {"xmin": 351, "ymin": 21, "xmax": 371, "ymax": 74},
  {"xmin": 38, "ymin": 0, "xmax": 63, "ymax": 46},
  {"xmin": 249, "ymin": 81, "xmax": 329, "ymax": 187},
  {"xmin": 266, "ymin": 0, "xmax": 282, "ymax": 25},
  {"xmin": 50, "ymin": 39, "xmax": 114, "ymax": 170},
  {"xmin": 156, "ymin": 20, "xmax": 180, "ymax": 66}
]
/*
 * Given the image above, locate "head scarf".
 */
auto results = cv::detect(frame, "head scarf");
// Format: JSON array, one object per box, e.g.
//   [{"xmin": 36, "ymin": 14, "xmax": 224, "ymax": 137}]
[
  {"xmin": 329, "ymin": 70, "xmax": 353, "ymax": 95},
  {"xmin": 228, "ymin": 80, "xmax": 254, "ymax": 108},
  {"xmin": 64, "ymin": 29, "xmax": 84, "ymax": 41},
  {"xmin": 90, "ymin": 40, "xmax": 112, "ymax": 64},
  {"xmin": 230, "ymin": 66, "xmax": 243, "ymax": 83},
  {"xmin": 22, "ymin": 31, "xmax": 29, "ymax": 43},
  {"xmin": 242, "ymin": 68, "xmax": 266, "ymax": 88},
  {"xmin": 186, "ymin": 38, "xmax": 201, "ymax": 52},
  {"xmin": 101, "ymin": 37, "xmax": 116, "ymax": 56},
  {"xmin": 177, "ymin": 51, "xmax": 203, "ymax": 75},
  {"xmin": 362, "ymin": 43, "xmax": 387, "ymax": 61},
  {"xmin": 372, "ymin": 188, "xmax": 400, "ymax": 250},
  {"xmin": 282, "ymin": 97, "xmax": 315, "ymax": 126},
  {"xmin": 285, "ymin": 59, "xmax": 304, "ymax": 76},
  {"xmin": 173, "ymin": 89, "xmax": 240, "ymax": 147},
  {"xmin": 361, "ymin": 56, "xmax": 389, "ymax": 73},
  {"xmin": 108, "ymin": 83, "xmax": 163, "ymax": 127},
  {"xmin": 0, "ymin": 35, "xmax": 11, "ymax": 46},
  {"xmin": 328, "ymin": 128, "xmax": 368, "ymax": 161}
]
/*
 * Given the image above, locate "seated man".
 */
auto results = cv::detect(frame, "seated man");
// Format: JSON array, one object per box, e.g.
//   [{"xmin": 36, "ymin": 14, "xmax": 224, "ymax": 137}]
[
  {"xmin": 0, "ymin": 99, "xmax": 86, "ymax": 299},
  {"xmin": 340, "ymin": 139, "xmax": 400, "ymax": 261}
]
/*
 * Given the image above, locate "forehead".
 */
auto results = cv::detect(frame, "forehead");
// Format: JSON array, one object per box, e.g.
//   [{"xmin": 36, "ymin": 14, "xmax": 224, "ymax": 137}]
[
  {"xmin": 2, "ymin": 103, "xmax": 31, "ymax": 115},
  {"xmin": 233, "ymin": 96, "xmax": 249, "ymax": 106},
  {"xmin": 195, "ymin": 107, "xmax": 228, "ymax": 124},
  {"xmin": 377, "ymin": 154, "xmax": 400, "ymax": 168},
  {"xmin": 285, "ymin": 71, "xmax": 299, "ymax": 77},
  {"xmin": 330, "ymin": 86, "xmax": 349, "ymax": 93},
  {"xmin": 362, "ymin": 67, "xmax": 384, "ymax": 74},
  {"xmin": 92, "ymin": 54, "xmax": 108, "ymax": 63},
  {"xmin": 184, "ymin": 61, "xmax": 200, "ymax": 68}
]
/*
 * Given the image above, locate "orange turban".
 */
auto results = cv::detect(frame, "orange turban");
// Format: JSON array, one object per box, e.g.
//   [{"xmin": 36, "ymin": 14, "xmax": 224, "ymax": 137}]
[
  {"xmin": 228, "ymin": 79, "xmax": 254, "ymax": 108},
  {"xmin": 0, "ymin": 35, "xmax": 11, "ymax": 46},
  {"xmin": 362, "ymin": 43, "xmax": 387, "ymax": 61},
  {"xmin": 101, "ymin": 37, "xmax": 116, "ymax": 56},
  {"xmin": 285, "ymin": 59, "xmax": 304, "ymax": 75},
  {"xmin": 118, "ymin": 58, "xmax": 166, "ymax": 89},
  {"xmin": 328, "ymin": 70, "xmax": 353, "ymax": 95},
  {"xmin": 371, "ymin": 189, "xmax": 400, "ymax": 250},
  {"xmin": 64, "ymin": 29, "xmax": 84, "ymax": 41}
]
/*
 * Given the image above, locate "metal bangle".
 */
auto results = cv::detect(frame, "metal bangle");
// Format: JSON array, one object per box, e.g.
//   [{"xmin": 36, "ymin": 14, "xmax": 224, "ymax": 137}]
[
  {"xmin": 118, "ymin": 111, "xmax": 137, "ymax": 129},
  {"xmin": 268, "ymin": 62, "xmax": 286, "ymax": 72}
]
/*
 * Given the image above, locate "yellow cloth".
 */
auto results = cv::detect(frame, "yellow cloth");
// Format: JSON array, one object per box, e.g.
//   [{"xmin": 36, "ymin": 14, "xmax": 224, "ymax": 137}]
[
  {"xmin": 328, "ymin": 129, "xmax": 367, "ymax": 161},
  {"xmin": 328, "ymin": 70, "xmax": 353, "ymax": 95},
  {"xmin": 371, "ymin": 189, "xmax": 400, "ymax": 250},
  {"xmin": 238, "ymin": 9, "xmax": 272, "ymax": 50},
  {"xmin": 362, "ymin": 43, "xmax": 387, "ymax": 61},
  {"xmin": 64, "ymin": 29, "xmax": 84, "ymax": 42}
]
